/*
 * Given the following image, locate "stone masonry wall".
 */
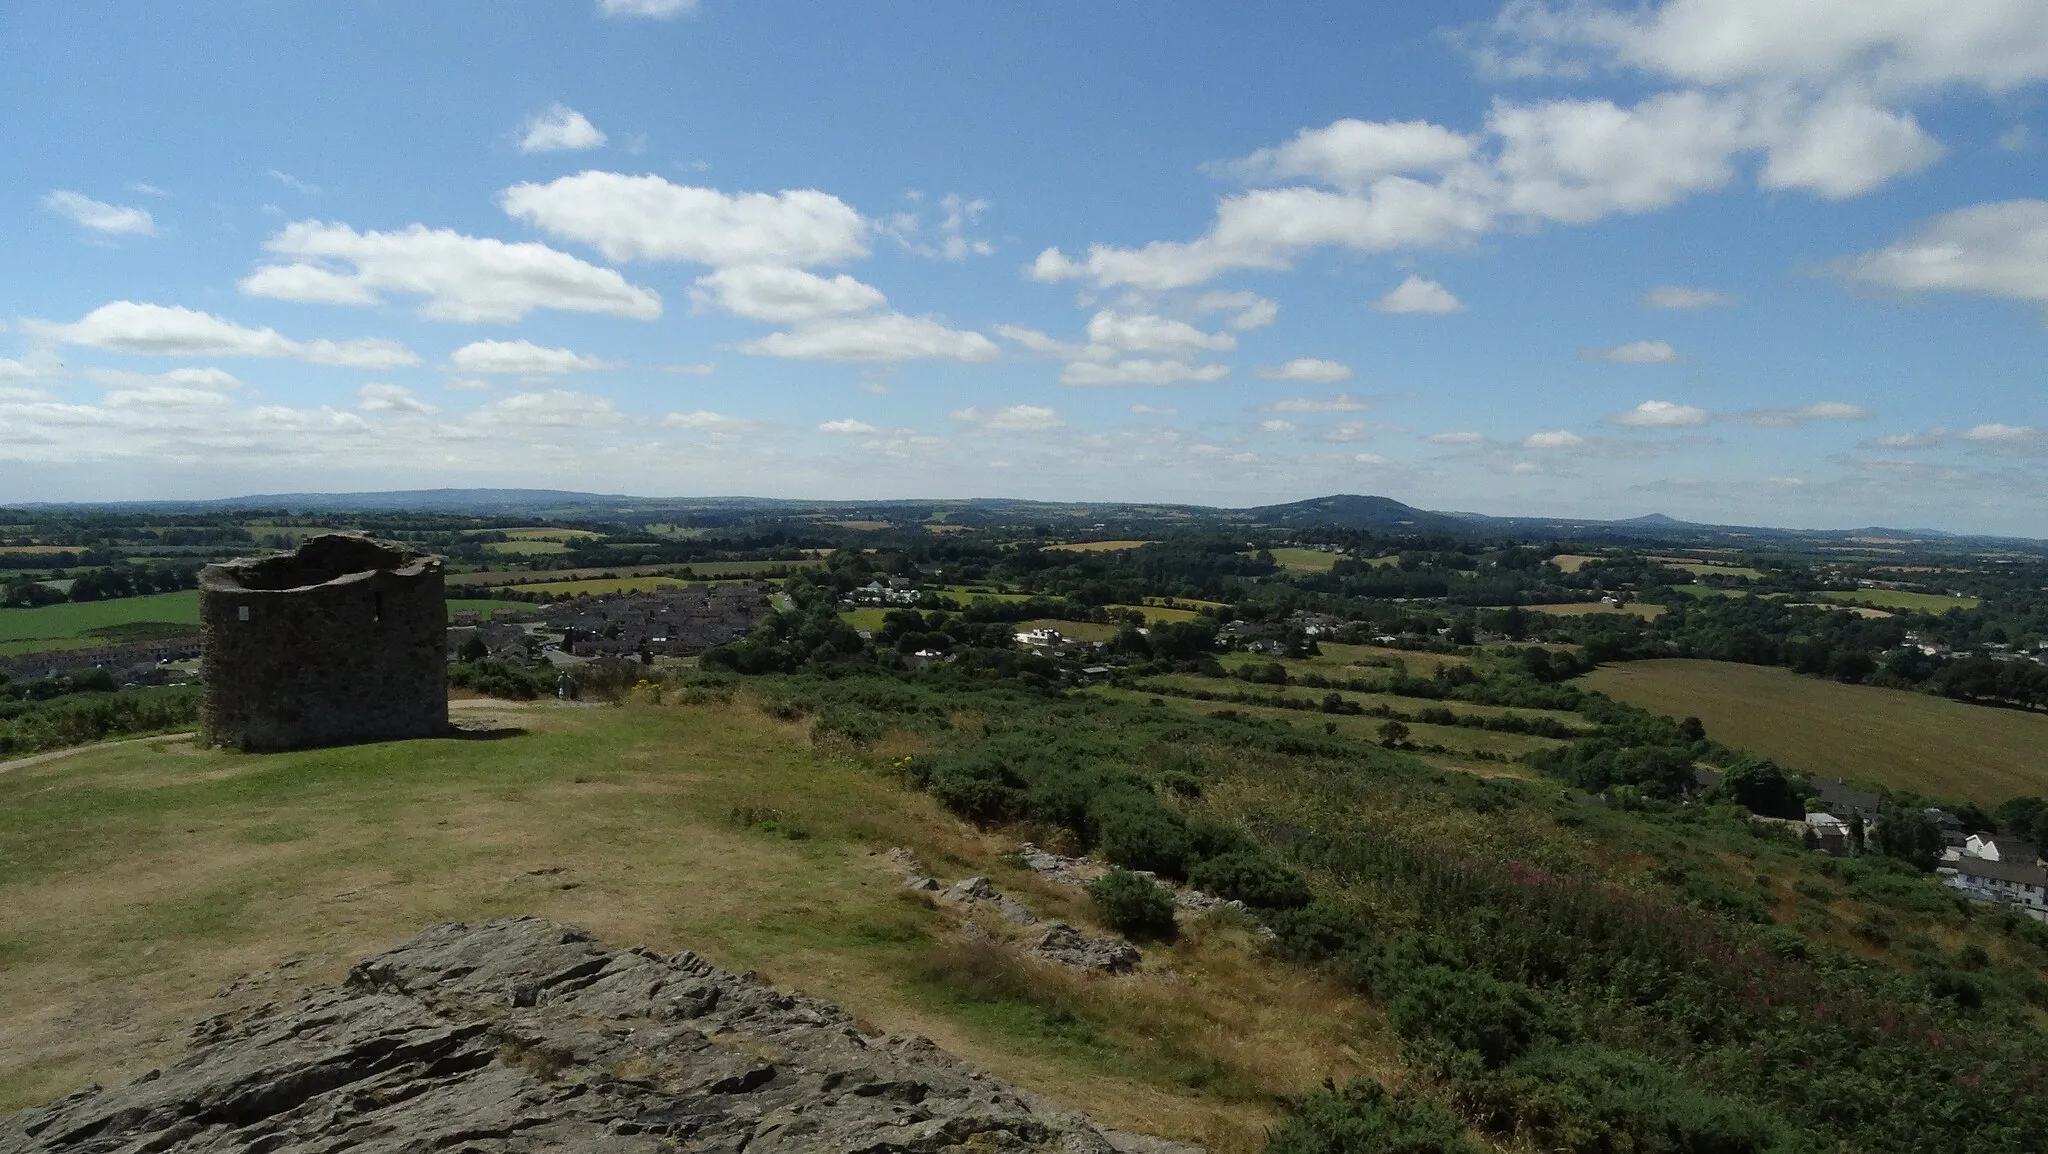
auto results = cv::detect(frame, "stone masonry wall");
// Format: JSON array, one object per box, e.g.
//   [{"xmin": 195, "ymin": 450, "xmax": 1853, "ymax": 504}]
[{"xmin": 200, "ymin": 536, "xmax": 447, "ymax": 750}]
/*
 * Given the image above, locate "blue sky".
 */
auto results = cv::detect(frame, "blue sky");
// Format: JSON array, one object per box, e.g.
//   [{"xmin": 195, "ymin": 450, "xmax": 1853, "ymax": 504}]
[{"xmin": 3, "ymin": 1, "xmax": 2046, "ymax": 534}]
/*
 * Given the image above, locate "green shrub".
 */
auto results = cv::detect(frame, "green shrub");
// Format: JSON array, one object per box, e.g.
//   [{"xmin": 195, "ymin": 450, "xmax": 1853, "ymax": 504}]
[
  {"xmin": 1386, "ymin": 965, "xmax": 1549, "ymax": 1070},
  {"xmin": 1087, "ymin": 868, "xmax": 1177, "ymax": 939},
  {"xmin": 1465, "ymin": 1045, "xmax": 1793, "ymax": 1154},
  {"xmin": 1188, "ymin": 850, "xmax": 1312, "ymax": 909},
  {"xmin": 1266, "ymin": 898, "xmax": 1371, "ymax": 963},
  {"xmin": 1091, "ymin": 791, "xmax": 1190, "ymax": 876},
  {"xmin": 1266, "ymin": 1077, "xmax": 1483, "ymax": 1154}
]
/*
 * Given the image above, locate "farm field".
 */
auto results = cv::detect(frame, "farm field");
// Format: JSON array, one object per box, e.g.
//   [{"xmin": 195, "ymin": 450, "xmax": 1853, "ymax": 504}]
[
  {"xmin": 1265, "ymin": 547, "xmax": 1340, "ymax": 572},
  {"xmin": 1093, "ymin": 687, "xmax": 1564, "ymax": 761},
  {"xmin": 838, "ymin": 607, "xmax": 890, "ymax": 631},
  {"xmin": 1014, "ymin": 618, "xmax": 1118, "ymax": 642},
  {"xmin": 1044, "ymin": 540, "xmax": 1155, "ymax": 552},
  {"xmin": 1130, "ymin": 673, "xmax": 1591, "ymax": 731},
  {"xmin": 1579, "ymin": 659, "xmax": 2048, "ymax": 804},
  {"xmin": 501, "ymin": 527, "xmax": 599, "ymax": 540},
  {"xmin": 480, "ymin": 540, "xmax": 569, "ymax": 554},
  {"xmin": 512, "ymin": 576, "xmax": 754, "ymax": 597},
  {"xmin": 1219, "ymin": 642, "xmax": 1469, "ymax": 678},
  {"xmin": 0, "ymin": 593, "xmax": 544, "ymax": 653},
  {"xmin": 1548, "ymin": 554, "xmax": 1598, "ymax": 573},
  {"xmin": 1139, "ymin": 596, "xmax": 1227, "ymax": 611},
  {"xmin": 0, "ymin": 698, "xmax": 1373, "ymax": 1150},
  {"xmin": 938, "ymin": 585, "xmax": 1040, "ymax": 605},
  {"xmin": 1814, "ymin": 589, "xmax": 1982, "ymax": 612},
  {"xmin": 1114, "ymin": 603, "xmax": 1200, "ymax": 623},
  {"xmin": 1523, "ymin": 601, "xmax": 1665, "ymax": 619},
  {"xmin": 449, "ymin": 560, "xmax": 814, "ymax": 586},
  {"xmin": 1649, "ymin": 558, "xmax": 1766, "ymax": 579}
]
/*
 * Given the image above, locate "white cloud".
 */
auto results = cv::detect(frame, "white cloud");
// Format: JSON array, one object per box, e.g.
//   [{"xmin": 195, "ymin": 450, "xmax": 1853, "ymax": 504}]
[
  {"xmin": 1426, "ymin": 430, "xmax": 1487, "ymax": 444},
  {"xmin": 1257, "ymin": 359, "xmax": 1353, "ymax": 384},
  {"xmin": 662, "ymin": 409, "xmax": 750, "ymax": 433},
  {"xmin": 1524, "ymin": 429, "xmax": 1585, "ymax": 449},
  {"xmin": 1613, "ymin": 399, "xmax": 1709, "ymax": 426},
  {"xmin": 819, "ymin": 418, "xmax": 881, "ymax": 434},
  {"xmin": 128, "ymin": 183, "xmax": 167, "ymax": 198},
  {"xmin": 1834, "ymin": 200, "xmax": 2048, "ymax": 317},
  {"xmin": 598, "ymin": 0, "xmax": 697, "ymax": 17},
  {"xmin": 2001, "ymin": 125, "xmax": 2035, "ymax": 152},
  {"xmin": 519, "ymin": 104, "xmax": 607, "ymax": 154},
  {"xmin": 1264, "ymin": 393, "xmax": 1369, "ymax": 412},
  {"xmin": 501, "ymin": 172, "xmax": 868, "ymax": 267},
  {"xmin": 0, "ymin": 358, "xmax": 46, "ymax": 384},
  {"xmin": 357, "ymin": 383, "xmax": 438, "ymax": 415},
  {"xmin": 43, "ymin": 191, "xmax": 155, "ymax": 236},
  {"xmin": 449, "ymin": 339, "xmax": 614, "ymax": 375},
  {"xmin": 1964, "ymin": 422, "xmax": 2037, "ymax": 442},
  {"xmin": 102, "ymin": 385, "xmax": 234, "ymax": 410},
  {"xmin": 1194, "ymin": 291, "xmax": 1279, "ymax": 330},
  {"xmin": 1491, "ymin": 91, "xmax": 1749, "ymax": 222},
  {"xmin": 32, "ymin": 302, "xmax": 418, "ymax": 368},
  {"xmin": 1643, "ymin": 284, "xmax": 1739, "ymax": 309},
  {"xmin": 952, "ymin": 404, "xmax": 1063, "ymax": 433},
  {"xmin": 690, "ymin": 264, "xmax": 886, "ymax": 323},
  {"xmin": 471, "ymin": 389, "xmax": 621, "ymax": 429},
  {"xmin": 1085, "ymin": 310, "xmax": 1236, "ymax": 356},
  {"xmin": 1372, "ymin": 275, "xmax": 1465, "ymax": 314},
  {"xmin": 1583, "ymin": 339, "xmax": 1679, "ymax": 363},
  {"xmin": 1756, "ymin": 95, "xmax": 1942, "ymax": 198},
  {"xmin": 665, "ymin": 362, "xmax": 718, "ymax": 375},
  {"xmin": 1485, "ymin": 0, "xmax": 2048, "ymax": 94},
  {"xmin": 1259, "ymin": 419, "xmax": 1297, "ymax": 433},
  {"xmin": 1218, "ymin": 118, "xmax": 1477, "ymax": 188},
  {"xmin": 1318, "ymin": 421, "xmax": 1374, "ymax": 443},
  {"xmin": 1130, "ymin": 404, "xmax": 1177, "ymax": 416},
  {"xmin": 738, "ymin": 314, "xmax": 998, "ymax": 362},
  {"xmin": 882, "ymin": 193, "xmax": 995, "ymax": 261},
  {"xmin": 85, "ymin": 366, "xmax": 242, "ymax": 392},
  {"xmin": 446, "ymin": 377, "xmax": 491, "ymax": 391},
  {"xmin": 1059, "ymin": 360, "xmax": 1231, "ymax": 386},
  {"xmin": 1732, "ymin": 401, "xmax": 1872, "ymax": 426},
  {"xmin": 1354, "ymin": 453, "xmax": 1390, "ymax": 465},
  {"xmin": 240, "ymin": 221, "xmax": 660, "ymax": 323},
  {"xmin": 270, "ymin": 171, "xmax": 320, "ymax": 195}
]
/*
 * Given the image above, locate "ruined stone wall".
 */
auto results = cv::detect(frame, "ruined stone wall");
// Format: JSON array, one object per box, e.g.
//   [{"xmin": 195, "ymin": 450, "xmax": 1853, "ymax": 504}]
[{"xmin": 200, "ymin": 536, "xmax": 447, "ymax": 750}]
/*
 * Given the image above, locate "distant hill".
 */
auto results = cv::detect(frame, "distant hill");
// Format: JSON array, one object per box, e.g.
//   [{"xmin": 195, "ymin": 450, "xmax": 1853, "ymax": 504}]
[{"xmin": 1239, "ymin": 494, "xmax": 1468, "ymax": 532}]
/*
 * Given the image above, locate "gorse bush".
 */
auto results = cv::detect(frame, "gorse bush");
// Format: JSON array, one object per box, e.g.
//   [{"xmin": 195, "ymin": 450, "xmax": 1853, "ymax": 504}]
[
  {"xmin": 0, "ymin": 686, "xmax": 200, "ymax": 756},
  {"xmin": 1086, "ymin": 868, "xmax": 1177, "ymax": 939},
  {"xmin": 1266, "ymin": 1078, "xmax": 1483, "ymax": 1154},
  {"xmin": 1187, "ymin": 850, "xmax": 1311, "ymax": 909}
]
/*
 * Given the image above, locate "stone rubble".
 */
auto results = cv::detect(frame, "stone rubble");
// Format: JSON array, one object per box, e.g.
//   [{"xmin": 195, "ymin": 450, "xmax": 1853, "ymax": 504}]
[
  {"xmin": 0, "ymin": 918, "xmax": 1202, "ymax": 1154},
  {"xmin": 887, "ymin": 849, "xmax": 1142, "ymax": 974}
]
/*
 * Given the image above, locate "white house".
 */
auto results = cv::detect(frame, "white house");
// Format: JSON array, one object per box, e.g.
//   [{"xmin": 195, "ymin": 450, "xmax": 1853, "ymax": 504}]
[{"xmin": 1943, "ymin": 857, "xmax": 2048, "ymax": 922}]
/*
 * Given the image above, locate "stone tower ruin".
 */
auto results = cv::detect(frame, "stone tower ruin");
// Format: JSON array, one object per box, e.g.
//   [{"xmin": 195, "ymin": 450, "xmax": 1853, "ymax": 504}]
[{"xmin": 200, "ymin": 535, "xmax": 448, "ymax": 750}]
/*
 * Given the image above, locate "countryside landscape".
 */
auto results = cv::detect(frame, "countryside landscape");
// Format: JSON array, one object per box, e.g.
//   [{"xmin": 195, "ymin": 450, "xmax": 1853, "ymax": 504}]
[{"xmin": 6, "ymin": 491, "xmax": 2048, "ymax": 1152}]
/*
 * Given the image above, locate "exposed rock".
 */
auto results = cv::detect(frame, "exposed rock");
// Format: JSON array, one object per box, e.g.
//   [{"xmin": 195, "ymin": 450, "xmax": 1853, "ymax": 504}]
[
  {"xmin": 940, "ymin": 877, "xmax": 1039, "ymax": 925},
  {"xmin": 1028, "ymin": 924, "xmax": 1141, "ymax": 975},
  {"xmin": 1016, "ymin": 843, "xmax": 1087, "ymax": 887},
  {"xmin": 0, "ymin": 918, "xmax": 1200, "ymax": 1153},
  {"xmin": 1171, "ymin": 889, "xmax": 1247, "ymax": 915}
]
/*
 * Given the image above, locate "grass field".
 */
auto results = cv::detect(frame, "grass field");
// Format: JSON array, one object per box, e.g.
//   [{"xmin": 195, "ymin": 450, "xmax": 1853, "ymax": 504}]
[
  {"xmin": 1814, "ymin": 589, "xmax": 1982, "ymax": 613},
  {"xmin": 1549, "ymin": 554, "xmax": 1598, "ymax": 573},
  {"xmin": 938, "ymin": 585, "xmax": 1040, "ymax": 605},
  {"xmin": 1579, "ymin": 659, "xmax": 2048, "ymax": 804},
  {"xmin": 1649, "ymin": 558, "xmax": 1766, "ymax": 579},
  {"xmin": 1014, "ymin": 618, "xmax": 1119, "ymax": 643},
  {"xmin": 1522, "ymin": 601, "xmax": 1665, "ymax": 619},
  {"xmin": 1044, "ymin": 540, "xmax": 1156, "ymax": 552},
  {"xmin": 0, "ymin": 593, "xmax": 541, "ymax": 655},
  {"xmin": 451, "ymin": 561, "xmax": 813, "ymax": 587},
  {"xmin": 1114, "ymin": 603, "xmax": 1200, "ymax": 624},
  {"xmin": 1094, "ymin": 687, "xmax": 1564, "ymax": 761},
  {"xmin": 839, "ymin": 607, "xmax": 890, "ymax": 631},
  {"xmin": 514, "ymin": 576, "xmax": 751, "ymax": 597},
  {"xmin": 1264, "ymin": 547, "xmax": 1340, "ymax": 572},
  {"xmin": 480, "ymin": 539, "xmax": 570, "ymax": 554},
  {"xmin": 1132, "ymin": 673, "xmax": 1590, "ymax": 731},
  {"xmin": 0, "ymin": 698, "xmax": 1381, "ymax": 1150},
  {"xmin": 0, "ymin": 546, "xmax": 79, "ymax": 556},
  {"xmin": 501, "ymin": 527, "xmax": 598, "ymax": 540},
  {"xmin": 1671, "ymin": 584, "xmax": 1754, "ymax": 599}
]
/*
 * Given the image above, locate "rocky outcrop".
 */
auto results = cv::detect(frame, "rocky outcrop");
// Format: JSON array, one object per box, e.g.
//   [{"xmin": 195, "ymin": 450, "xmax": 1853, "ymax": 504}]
[
  {"xmin": 0, "ymin": 918, "xmax": 1199, "ymax": 1153},
  {"xmin": 889, "ymin": 851, "xmax": 1140, "ymax": 974}
]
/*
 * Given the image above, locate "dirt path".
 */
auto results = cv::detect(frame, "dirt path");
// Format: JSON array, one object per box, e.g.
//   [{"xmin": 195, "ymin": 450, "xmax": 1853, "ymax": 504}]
[{"xmin": 0, "ymin": 732, "xmax": 195, "ymax": 776}]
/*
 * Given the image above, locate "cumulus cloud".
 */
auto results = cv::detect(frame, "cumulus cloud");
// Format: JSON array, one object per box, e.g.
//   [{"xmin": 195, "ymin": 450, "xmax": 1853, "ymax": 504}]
[
  {"xmin": 1523, "ymin": 429, "xmax": 1585, "ymax": 449},
  {"xmin": 739, "ymin": 314, "xmax": 998, "ymax": 362},
  {"xmin": 1426, "ymin": 430, "xmax": 1487, "ymax": 444},
  {"xmin": 470, "ymin": 389, "xmax": 621, "ymax": 429},
  {"xmin": 43, "ymin": 191, "xmax": 155, "ymax": 236},
  {"xmin": 241, "ymin": 221, "xmax": 660, "ymax": 323},
  {"xmin": 1582, "ymin": 339, "xmax": 1679, "ymax": 363},
  {"xmin": 2001, "ymin": 125, "xmax": 2035, "ymax": 152},
  {"xmin": 951, "ymin": 404, "xmax": 1063, "ymax": 432},
  {"xmin": 1130, "ymin": 404, "xmax": 1177, "ymax": 416},
  {"xmin": 819, "ymin": 418, "xmax": 881, "ymax": 434},
  {"xmin": 1256, "ymin": 359, "xmax": 1353, "ymax": 384},
  {"xmin": 501, "ymin": 172, "xmax": 868, "ymax": 267},
  {"xmin": 31, "ymin": 301, "xmax": 418, "ymax": 369},
  {"xmin": 1834, "ymin": 200, "xmax": 2048, "ymax": 319},
  {"xmin": 662, "ymin": 410, "xmax": 750, "ymax": 433},
  {"xmin": 1260, "ymin": 419, "xmax": 1297, "ymax": 433},
  {"xmin": 690, "ymin": 264, "xmax": 887, "ymax": 323},
  {"xmin": 1964, "ymin": 422, "xmax": 2040, "ymax": 444},
  {"xmin": 85, "ymin": 366, "xmax": 242, "ymax": 392},
  {"xmin": 1194, "ymin": 291, "xmax": 1279, "ymax": 330},
  {"xmin": 1613, "ymin": 400, "xmax": 1709, "ymax": 426},
  {"xmin": 598, "ymin": 0, "xmax": 697, "ymax": 17},
  {"xmin": 357, "ymin": 383, "xmax": 438, "ymax": 415},
  {"xmin": 519, "ymin": 104, "xmax": 607, "ymax": 153},
  {"xmin": 881, "ymin": 193, "xmax": 995, "ymax": 261},
  {"xmin": 1060, "ymin": 360, "xmax": 1231, "ymax": 387},
  {"xmin": 1085, "ymin": 310, "xmax": 1235, "ymax": 357},
  {"xmin": 1372, "ymin": 275, "xmax": 1465, "ymax": 314},
  {"xmin": 448, "ymin": 339, "xmax": 614, "ymax": 375},
  {"xmin": 1643, "ymin": 284, "xmax": 1739, "ymax": 309},
  {"xmin": 1731, "ymin": 401, "xmax": 1872, "ymax": 426},
  {"xmin": 1216, "ymin": 118, "xmax": 1477, "ymax": 188},
  {"xmin": 665, "ymin": 362, "xmax": 718, "ymax": 375}
]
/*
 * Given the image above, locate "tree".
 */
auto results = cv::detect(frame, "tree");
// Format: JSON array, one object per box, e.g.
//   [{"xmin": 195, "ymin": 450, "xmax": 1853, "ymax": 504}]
[{"xmin": 1378, "ymin": 720, "xmax": 1410, "ymax": 748}]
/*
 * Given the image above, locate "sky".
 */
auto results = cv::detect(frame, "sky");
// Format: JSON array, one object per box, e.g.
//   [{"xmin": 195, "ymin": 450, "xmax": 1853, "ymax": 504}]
[{"xmin": 2, "ymin": 1, "xmax": 2046, "ymax": 534}]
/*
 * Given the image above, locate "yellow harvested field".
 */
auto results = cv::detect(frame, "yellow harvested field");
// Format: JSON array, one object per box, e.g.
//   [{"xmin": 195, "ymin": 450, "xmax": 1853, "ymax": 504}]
[
  {"xmin": 515, "ymin": 576, "xmax": 751, "ymax": 596},
  {"xmin": 481, "ymin": 540, "xmax": 569, "ymax": 554},
  {"xmin": 1507, "ymin": 601, "xmax": 1665, "ymax": 619},
  {"xmin": 829, "ymin": 520, "xmax": 895, "ymax": 531},
  {"xmin": 1549, "ymin": 554, "xmax": 1599, "ymax": 573},
  {"xmin": 0, "ymin": 545, "xmax": 81, "ymax": 555},
  {"xmin": 1579, "ymin": 659, "xmax": 2048, "ymax": 804},
  {"xmin": 500, "ymin": 527, "xmax": 599, "ymax": 540},
  {"xmin": 1045, "ymin": 540, "xmax": 1156, "ymax": 552}
]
